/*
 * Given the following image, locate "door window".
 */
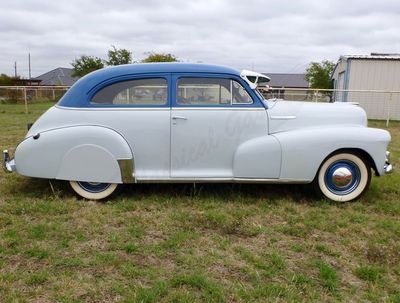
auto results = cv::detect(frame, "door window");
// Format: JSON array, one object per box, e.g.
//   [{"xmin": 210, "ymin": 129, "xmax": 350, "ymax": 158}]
[{"xmin": 177, "ymin": 78, "xmax": 253, "ymax": 105}]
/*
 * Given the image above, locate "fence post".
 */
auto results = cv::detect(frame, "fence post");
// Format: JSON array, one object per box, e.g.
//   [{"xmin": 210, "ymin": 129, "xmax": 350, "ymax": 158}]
[
  {"xmin": 386, "ymin": 92, "xmax": 392, "ymax": 127},
  {"xmin": 23, "ymin": 87, "xmax": 28, "ymax": 114},
  {"xmin": 52, "ymin": 89, "xmax": 56, "ymax": 101},
  {"xmin": 315, "ymin": 90, "xmax": 319, "ymax": 102}
]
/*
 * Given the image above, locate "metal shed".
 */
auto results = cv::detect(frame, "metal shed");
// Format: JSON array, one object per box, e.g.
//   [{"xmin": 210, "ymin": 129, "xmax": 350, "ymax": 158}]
[{"xmin": 332, "ymin": 53, "xmax": 400, "ymax": 120}]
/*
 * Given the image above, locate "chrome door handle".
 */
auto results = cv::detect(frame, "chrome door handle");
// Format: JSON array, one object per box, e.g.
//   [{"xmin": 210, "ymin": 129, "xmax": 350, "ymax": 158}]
[{"xmin": 172, "ymin": 116, "xmax": 188, "ymax": 120}]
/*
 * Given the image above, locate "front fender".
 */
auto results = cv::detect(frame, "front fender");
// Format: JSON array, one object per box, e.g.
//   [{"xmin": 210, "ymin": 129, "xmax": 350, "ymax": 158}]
[
  {"xmin": 273, "ymin": 126, "xmax": 391, "ymax": 180},
  {"xmin": 14, "ymin": 125, "xmax": 133, "ymax": 183}
]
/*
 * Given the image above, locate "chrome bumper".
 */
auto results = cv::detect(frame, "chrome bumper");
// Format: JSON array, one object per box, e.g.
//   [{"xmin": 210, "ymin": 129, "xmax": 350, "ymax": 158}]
[
  {"xmin": 2, "ymin": 150, "xmax": 16, "ymax": 173},
  {"xmin": 384, "ymin": 151, "xmax": 393, "ymax": 174}
]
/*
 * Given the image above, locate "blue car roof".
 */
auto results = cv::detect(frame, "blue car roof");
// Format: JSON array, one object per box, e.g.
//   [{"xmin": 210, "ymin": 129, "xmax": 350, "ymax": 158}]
[{"xmin": 58, "ymin": 63, "xmax": 242, "ymax": 107}]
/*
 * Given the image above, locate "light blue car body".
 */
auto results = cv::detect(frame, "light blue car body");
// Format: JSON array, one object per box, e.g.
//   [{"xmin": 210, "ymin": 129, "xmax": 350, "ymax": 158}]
[{"xmin": 9, "ymin": 63, "xmax": 391, "ymax": 186}]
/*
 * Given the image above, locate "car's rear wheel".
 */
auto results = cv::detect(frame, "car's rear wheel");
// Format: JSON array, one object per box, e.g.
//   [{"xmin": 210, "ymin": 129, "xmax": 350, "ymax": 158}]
[
  {"xmin": 69, "ymin": 181, "xmax": 118, "ymax": 200},
  {"xmin": 314, "ymin": 153, "xmax": 371, "ymax": 202}
]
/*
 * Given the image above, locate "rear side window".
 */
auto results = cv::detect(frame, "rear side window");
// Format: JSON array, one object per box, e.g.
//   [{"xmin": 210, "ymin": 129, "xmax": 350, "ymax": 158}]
[
  {"xmin": 177, "ymin": 78, "xmax": 253, "ymax": 105},
  {"xmin": 91, "ymin": 78, "xmax": 167, "ymax": 105}
]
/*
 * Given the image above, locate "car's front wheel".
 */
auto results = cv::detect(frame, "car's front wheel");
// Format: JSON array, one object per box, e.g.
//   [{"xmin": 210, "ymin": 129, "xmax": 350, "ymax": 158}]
[
  {"xmin": 69, "ymin": 181, "xmax": 118, "ymax": 200},
  {"xmin": 314, "ymin": 153, "xmax": 371, "ymax": 202}
]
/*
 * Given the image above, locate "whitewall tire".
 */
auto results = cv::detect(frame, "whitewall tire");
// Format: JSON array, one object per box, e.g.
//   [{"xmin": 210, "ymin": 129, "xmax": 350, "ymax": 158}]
[
  {"xmin": 69, "ymin": 181, "xmax": 118, "ymax": 200},
  {"xmin": 315, "ymin": 153, "xmax": 371, "ymax": 202}
]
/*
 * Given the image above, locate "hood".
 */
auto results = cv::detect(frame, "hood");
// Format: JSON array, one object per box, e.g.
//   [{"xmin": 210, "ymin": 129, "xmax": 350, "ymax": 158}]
[{"xmin": 267, "ymin": 101, "xmax": 368, "ymax": 134}]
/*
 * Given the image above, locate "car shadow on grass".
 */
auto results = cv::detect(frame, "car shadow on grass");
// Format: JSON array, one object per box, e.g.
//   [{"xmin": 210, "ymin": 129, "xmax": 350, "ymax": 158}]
[
  {"xmin": 3, "ymin": 176, "xmax": 330, "ymax": 206},
  {"xmin": 118, "ymin": 182, "xmax": 320, "ymax": 205}
]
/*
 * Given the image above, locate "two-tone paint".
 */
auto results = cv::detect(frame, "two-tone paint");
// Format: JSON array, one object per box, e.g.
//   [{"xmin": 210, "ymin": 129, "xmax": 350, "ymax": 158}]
[{"xmin": 3, "ymin": 63, "xmax": 392, "ymax": 201}]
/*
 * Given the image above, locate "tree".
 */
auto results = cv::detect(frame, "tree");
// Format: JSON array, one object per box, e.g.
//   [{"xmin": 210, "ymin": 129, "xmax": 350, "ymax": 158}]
[
  {"xmin": 106, "ymin": 46, "xmax": 133, "ymax": 66},
  {"xmin": 141, "ymin": 52, "xmax": 179, "ymax": 63},
  {"xmin": 305, "ymin": 60, "xmax": 336, "ymax": 89},
  {"xmin": 71, "ymin": 55, "xmax": 104, "ymax": 77},
  {"xmin": 0, "ymin": 74, "xmax": 21, "ymax": 103},
  {"xmin": 0, "ymin": 74, "xmax": 17, "ymax": 86}
]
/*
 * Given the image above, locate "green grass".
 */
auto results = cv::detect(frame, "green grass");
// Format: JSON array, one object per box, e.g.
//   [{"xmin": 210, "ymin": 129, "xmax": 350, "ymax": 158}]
[
  {"xmin": 0, "ymin": 102, "xmax": 399, "ymax": 302},
  {"xmin": 316, "ymin": 260, "xmax": 339, "ymax": 293},
  {"xmin": 355, "ymin": 265, "xmax": 384, "ymax": 283}
]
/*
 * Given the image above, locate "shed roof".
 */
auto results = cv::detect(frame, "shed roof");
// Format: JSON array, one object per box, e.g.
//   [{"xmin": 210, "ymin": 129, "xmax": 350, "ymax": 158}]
[
  {"xmin": 340, "ymin": 54, "xmax": 400, "ymax": 61},
  {"xmin": 262, "ymin": 73, "xmax": 309, "ymax": 88},
  {"xmin": 332, "ymin": 54, "xmax": 400, "ymax": 79}
]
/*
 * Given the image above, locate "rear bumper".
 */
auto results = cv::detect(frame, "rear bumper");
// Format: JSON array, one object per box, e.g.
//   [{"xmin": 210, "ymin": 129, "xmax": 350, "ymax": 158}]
[
  {"xmin": 2, "ymin": 150, "xmax": 16, "ymax": 173},
  {"xmin": 384, "ymin": 151, "xmax": 393, "ymax": 174}
]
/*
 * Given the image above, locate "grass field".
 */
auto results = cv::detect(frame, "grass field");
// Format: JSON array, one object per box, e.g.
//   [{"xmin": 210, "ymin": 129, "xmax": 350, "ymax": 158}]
[{"xmin": 0, "ymin": 102, "xmax": 399, "ymax": 302}]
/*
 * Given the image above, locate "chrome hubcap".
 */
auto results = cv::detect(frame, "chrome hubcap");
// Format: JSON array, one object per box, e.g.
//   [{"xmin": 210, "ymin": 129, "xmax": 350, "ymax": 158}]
[
  {"xmin": 331, "ymin": 167, "xmax": 353, "ymax": 188},
  {"xmin": 325, "ymin": 160, "xmax": 360, "ymax": 195}
]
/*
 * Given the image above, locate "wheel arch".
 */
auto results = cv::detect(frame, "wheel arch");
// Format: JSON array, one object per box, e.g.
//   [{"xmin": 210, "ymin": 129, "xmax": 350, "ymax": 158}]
[{"xmin": 315, "ymin": 148, "xmax": 377, "ymax": 181}]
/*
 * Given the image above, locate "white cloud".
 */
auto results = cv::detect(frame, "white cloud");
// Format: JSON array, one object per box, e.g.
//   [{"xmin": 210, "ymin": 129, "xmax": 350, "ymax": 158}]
[{"xmin": 1, "ymin": 0, "xmax": 399, "ymax": 77}]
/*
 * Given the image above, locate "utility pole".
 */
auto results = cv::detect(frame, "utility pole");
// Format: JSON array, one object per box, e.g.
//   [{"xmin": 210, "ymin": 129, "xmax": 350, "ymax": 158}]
[
  {"xmin": 14, "ymin": 61, "xmax": 17, "ymax": 77},
  {"xmin": 28, "ymin": 53, "xmax": 32, "ymax": 79}
]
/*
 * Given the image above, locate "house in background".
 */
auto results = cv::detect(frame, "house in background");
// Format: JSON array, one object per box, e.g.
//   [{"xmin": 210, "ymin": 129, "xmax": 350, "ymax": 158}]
[
  {"xmin": 12, "ymin": 78, "xmax": 42, "ymax": 86},
  {"xmin": 261, "ymin": 73, "xmax": 309, "ymax": 100},
  {"xmin": 332, "ymin": 53, "xmax": 400, "ymax": 120},
  {"xmin": 34, "ymin": 67, "xmax": 79, "ymax": 86}
]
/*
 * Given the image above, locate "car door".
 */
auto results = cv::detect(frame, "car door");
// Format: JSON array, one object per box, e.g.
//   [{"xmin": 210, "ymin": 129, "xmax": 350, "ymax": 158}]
[{"xmin": 170, "ymin": 73, "xmax": 278, "ymax": 179}]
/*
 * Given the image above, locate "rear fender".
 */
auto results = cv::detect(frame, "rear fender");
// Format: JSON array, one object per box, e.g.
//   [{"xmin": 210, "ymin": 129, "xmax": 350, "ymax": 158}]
[{"xmin": 14, "ymin": 125, "xmax": 134, "ymax": 183}]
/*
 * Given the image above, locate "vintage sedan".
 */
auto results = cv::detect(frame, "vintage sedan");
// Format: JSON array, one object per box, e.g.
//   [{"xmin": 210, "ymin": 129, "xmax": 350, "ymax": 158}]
[{"xmin": 3, "ymin": 63, "xmax": 392, "ymax": 201}]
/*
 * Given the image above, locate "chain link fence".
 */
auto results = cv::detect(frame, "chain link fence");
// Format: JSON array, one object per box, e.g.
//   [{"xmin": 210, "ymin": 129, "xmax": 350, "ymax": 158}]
[
  {"xmin": 261, "ymin": 87, "xmax": 400, "ymax": 125},
  {"xmin": 0, "ymin": 86, "xmax": 399, "ymax": 125},
  {"xmin": 0, "ymin": 86, "xmax": 69, "ymax": 113}
]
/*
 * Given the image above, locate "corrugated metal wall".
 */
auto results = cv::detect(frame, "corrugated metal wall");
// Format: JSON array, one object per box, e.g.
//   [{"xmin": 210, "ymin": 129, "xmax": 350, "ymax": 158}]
[
  {"xmin": 348, "ymin": 59, "xmax": 400, "ymax": 90},
  {"xmin": 347, "ymin": 59, "xmax": 400, "ymax": 120}
]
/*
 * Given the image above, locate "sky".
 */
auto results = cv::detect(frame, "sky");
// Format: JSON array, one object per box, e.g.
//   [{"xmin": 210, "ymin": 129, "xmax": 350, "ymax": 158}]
[{"xmin": 1, "ymin": 0, "xmax": 400, "ymax": 78}]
